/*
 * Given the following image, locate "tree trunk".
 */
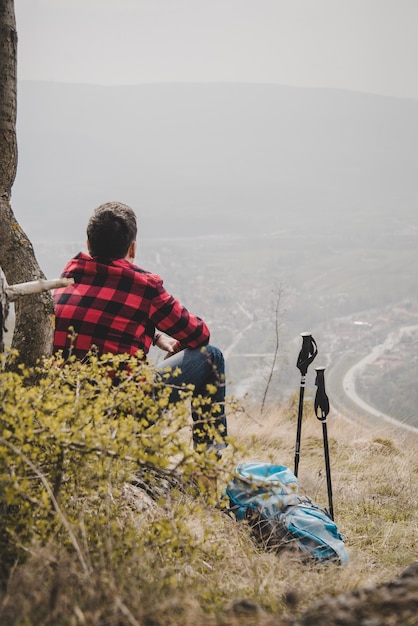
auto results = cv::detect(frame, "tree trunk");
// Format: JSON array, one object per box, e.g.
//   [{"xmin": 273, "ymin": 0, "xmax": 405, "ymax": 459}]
[{"xmin": 0, "ymin": 0, "xmax": 54, "ymax": 365}]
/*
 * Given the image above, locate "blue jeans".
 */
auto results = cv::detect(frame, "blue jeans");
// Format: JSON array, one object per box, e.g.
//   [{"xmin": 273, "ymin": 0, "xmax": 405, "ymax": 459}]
[{"xmin": 154, "ymin": 345, "xmax": 227, "ymax": 449}]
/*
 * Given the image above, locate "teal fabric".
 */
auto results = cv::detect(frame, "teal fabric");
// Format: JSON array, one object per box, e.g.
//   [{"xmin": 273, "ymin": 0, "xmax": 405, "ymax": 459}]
[{"xmin": 226, "ymin": 462, "xmax": 349, "ymax": 565}]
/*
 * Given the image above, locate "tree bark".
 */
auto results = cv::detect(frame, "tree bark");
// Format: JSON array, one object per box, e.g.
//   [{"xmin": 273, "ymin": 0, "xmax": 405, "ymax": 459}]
[{"xmin": 0, "ymin": 0, "xmax": 54, "ymax": 365}]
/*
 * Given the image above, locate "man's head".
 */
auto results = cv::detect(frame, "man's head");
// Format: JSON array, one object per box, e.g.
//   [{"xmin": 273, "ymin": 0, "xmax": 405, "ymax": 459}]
[{"xmin": 87, "ymin": 201, "xmax": 137, "ymax": 259}]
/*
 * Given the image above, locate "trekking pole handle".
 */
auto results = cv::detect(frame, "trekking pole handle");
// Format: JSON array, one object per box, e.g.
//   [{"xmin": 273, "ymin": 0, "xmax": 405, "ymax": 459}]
[
  {"xmin": 296, "ymin": 332, "xmax": 318, "ymax": 376},
  {"xmin": 314, "ymin": 366, "xmax": 329, "ymax": 421}
]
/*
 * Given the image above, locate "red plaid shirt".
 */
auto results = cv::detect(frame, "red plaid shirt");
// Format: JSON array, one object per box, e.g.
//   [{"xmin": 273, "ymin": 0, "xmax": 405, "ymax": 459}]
[{"xmin": 53, "ymin": 252, "xmax": 210, "ymax": 359}]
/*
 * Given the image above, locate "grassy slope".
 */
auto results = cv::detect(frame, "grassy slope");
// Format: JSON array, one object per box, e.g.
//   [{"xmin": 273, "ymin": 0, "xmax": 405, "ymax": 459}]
[
  {"xmin": 199, "ymin": 402, "xmax": 418, "ymax": 624},
  {"xmin": 2, "ymin": 398, "xmax": 416, "ymax": 626},
  {"xmin": 229, "ymin": 402, "xmax": 418, "ymax": 585}
]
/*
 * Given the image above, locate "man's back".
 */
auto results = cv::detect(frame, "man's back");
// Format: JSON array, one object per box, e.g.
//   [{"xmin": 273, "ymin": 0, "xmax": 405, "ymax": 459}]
[{"xmin": 53, "ymin": 252, "xmax": 209, "ymax": 359}]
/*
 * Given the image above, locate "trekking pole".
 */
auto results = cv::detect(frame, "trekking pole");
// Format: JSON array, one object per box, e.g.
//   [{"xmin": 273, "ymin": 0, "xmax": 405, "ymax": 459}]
[
  {"xmin": 314, "ymin": 366, "xmax": 334, "ymax": 520},
  {"xmin": 294, "ymin": 332, "xmax": 318, "ymax": 477}
]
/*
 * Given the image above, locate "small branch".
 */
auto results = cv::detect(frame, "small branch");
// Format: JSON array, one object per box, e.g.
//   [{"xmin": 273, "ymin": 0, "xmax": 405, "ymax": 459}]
[
  {"xmin": 0, "ymin": 437, "xmax": 90, "ymax": 577},
  {"xmin": 5, "ymin": 278, "xmax": 74, "ymax": 302},
  {"xmin": 114, "ymin": 597, "xmax": 141, "ymax": 626},
  {"xmin": 260, "ymin": 285, "xmax": 284, "ymax": 415}
]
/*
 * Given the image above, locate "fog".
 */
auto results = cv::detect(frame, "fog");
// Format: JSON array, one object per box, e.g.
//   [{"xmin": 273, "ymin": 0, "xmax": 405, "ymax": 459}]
[{"xmin": 13, "ymin": 82, "xmax": 418, "ymax": 256}]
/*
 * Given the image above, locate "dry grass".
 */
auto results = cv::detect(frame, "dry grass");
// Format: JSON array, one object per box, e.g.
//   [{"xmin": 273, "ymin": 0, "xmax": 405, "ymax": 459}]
[
  {"xmin": 1, "ymin": 400, "xmax": 417, "ymax": 625},
  {"xmin": 226, "ymin": 404, "xmax": 418, "ymax": 591}
]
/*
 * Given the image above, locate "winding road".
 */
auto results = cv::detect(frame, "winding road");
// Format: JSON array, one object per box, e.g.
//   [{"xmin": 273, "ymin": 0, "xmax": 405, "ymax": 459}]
[{"xmin": 327, "ymin": 325, "xmax": 418, "ymax": 436}]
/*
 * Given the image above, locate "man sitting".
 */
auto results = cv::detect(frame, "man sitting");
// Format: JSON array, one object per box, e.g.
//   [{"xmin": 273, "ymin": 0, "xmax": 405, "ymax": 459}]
[{"xmin": 53, "ymin": 201, "xmax": 227, "ymax": 452}]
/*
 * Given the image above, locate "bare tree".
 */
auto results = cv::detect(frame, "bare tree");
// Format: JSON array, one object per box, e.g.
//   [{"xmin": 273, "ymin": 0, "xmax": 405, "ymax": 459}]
[
  {"xmin": 0, "ymin": 0, "xmax": 54, "ymax": 364},
  {"xmin": 260, "ymin": 285, "xmax": 286, "ymax": 415}
]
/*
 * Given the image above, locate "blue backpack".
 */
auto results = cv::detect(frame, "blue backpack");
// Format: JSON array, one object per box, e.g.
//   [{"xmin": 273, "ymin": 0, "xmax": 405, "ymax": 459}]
[{"xmin": 225, "ymin": 462, "xmax": 348, "ymax": 565}]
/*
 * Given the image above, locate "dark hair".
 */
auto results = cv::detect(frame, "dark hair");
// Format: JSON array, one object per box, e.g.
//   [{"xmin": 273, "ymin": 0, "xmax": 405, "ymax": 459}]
[{"xmin": 87, "ymin": 202, "xmax": 137, "ymax": 258}]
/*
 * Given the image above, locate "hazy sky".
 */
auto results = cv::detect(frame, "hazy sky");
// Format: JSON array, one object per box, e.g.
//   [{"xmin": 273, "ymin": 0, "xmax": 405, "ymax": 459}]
[{"xmin": 15, "ymin": 0, "xmax": 418, "ymax": 99}]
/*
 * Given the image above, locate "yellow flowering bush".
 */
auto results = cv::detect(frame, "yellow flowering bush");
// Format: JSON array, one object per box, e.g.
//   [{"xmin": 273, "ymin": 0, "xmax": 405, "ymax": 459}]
[{"xmin": 0, "ymin": 350, "xmax": 228, "ymax": 581}]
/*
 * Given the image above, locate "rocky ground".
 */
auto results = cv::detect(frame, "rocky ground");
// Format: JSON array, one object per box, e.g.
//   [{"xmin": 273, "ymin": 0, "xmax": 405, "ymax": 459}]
[
  {"xmin": 226, "ymin": 563, "xmax": 418, "ymax": 626},
  {"xmin": 289, "ymin": 562, "xmax": 418, "ymax": 626}
]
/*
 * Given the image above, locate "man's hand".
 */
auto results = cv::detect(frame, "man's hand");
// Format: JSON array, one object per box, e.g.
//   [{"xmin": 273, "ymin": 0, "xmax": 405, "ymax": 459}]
[{"xmin": 155, "ymin": 333, "xmax": 183, "ymax": 359}]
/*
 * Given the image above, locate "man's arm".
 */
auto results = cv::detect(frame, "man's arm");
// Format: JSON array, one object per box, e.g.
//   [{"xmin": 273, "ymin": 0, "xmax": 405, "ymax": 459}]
[{"xmin": 149, "ymin": 279, "xmax": 210, "ymax": 349}]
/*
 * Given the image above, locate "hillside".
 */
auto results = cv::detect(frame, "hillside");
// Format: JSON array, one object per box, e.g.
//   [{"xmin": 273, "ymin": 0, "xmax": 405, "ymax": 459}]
[
  {"xmin": 1, "ymin": 359, "xmax": 417, "ymax": 626},
  {"xmin": 8, "ymin": 81, "xmax": 418, "ymax": 423},
  {"xmin": 25, "ymin": 229, "xmax": 418, "ymax": 423}
]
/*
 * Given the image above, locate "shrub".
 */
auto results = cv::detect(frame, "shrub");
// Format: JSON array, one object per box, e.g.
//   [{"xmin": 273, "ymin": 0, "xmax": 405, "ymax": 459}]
[{"xmin": 0, "ymin": 350, "xmax": 229, "ymax": 583}]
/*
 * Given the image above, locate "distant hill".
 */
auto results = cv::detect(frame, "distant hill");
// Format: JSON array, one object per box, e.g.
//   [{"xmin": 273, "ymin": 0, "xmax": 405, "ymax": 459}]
[{"xmin": 13, "ymin": 82, "xmax": 418, "ymax": 244}]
